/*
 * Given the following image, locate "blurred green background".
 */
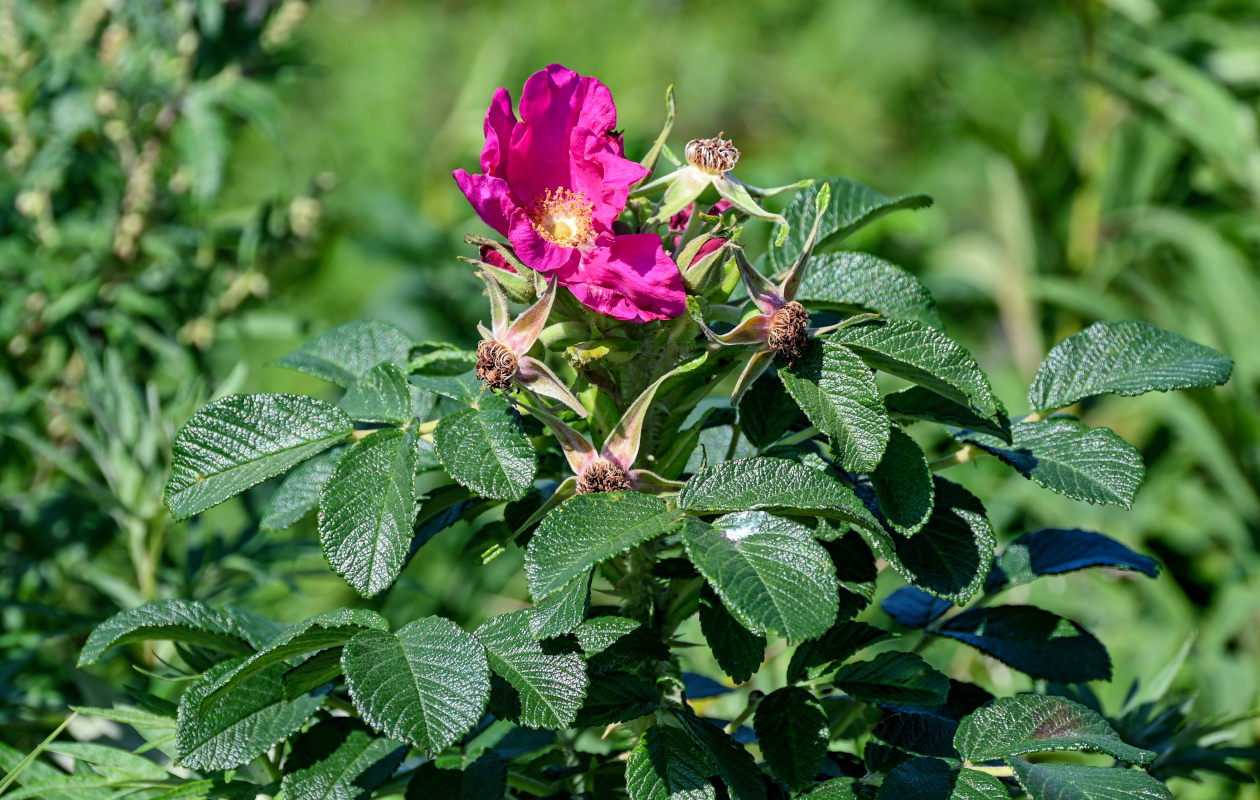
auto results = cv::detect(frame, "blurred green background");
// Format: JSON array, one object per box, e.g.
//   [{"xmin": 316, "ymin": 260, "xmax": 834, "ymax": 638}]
[{"xmin": 3, "ymin": 0, "xmax": 1258, "ymax": 795}]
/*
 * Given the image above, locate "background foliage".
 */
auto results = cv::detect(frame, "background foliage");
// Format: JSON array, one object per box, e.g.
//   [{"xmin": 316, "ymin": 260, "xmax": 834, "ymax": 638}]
[{"xmin": 2, "ymin": 1, "xmax": 1257, "ymax": 798}]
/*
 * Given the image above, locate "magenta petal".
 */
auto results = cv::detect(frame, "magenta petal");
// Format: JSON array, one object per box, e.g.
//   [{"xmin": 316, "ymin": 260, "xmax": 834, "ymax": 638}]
[
  {"xmin": 508, "ymin": 212, "xmax": 582, "ymax": 274},
  {"xmin": 562, "ymin": 234, "xmax": 685, "ymax": 322},
  {"xmin": 480, "ymin": 87, "xmax": 518, "ymax": 177},
  {"xmin": 453, "ymin": 169, "xmax": 512, "ymax": 237}
]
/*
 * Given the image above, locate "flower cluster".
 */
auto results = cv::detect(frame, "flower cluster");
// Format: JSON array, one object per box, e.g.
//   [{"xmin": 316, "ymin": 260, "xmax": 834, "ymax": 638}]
[{"xmin": 454, "ymin": 63, "xmax": 816, "ymax": 490}]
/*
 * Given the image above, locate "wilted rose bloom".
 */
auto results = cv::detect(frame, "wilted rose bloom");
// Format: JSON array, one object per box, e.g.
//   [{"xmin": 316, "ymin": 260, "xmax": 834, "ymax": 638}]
[{"xmin": 454, "ymin": 64, "xmax": 685, "ymax": 323}]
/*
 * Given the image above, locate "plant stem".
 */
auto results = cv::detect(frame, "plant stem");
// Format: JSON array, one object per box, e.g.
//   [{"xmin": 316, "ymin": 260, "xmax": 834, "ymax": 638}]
[{"xmin": 930, "ymin": 444, "xmax": 975, "ymax": 471}]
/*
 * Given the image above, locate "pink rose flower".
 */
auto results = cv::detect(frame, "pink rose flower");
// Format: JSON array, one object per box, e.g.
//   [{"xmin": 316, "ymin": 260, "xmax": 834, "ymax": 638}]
[{"xmin": 454, "ymin": 64, "xmax": 685, "ymax": 323}]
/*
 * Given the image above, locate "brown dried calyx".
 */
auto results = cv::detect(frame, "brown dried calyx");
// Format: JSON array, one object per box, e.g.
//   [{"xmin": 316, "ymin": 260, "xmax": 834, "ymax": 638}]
[
  {"xmin": 576, "ymin": 459, "xmax": 633, "ymax": 494},
  {"xmin": 768, "ymin": 301, "xmax": 810, "ymax": 363},
  {"xmin": 475, "ymin": 339, "xmax": 518, "ymax": 391},
  {"xmin": 685, "ymin": 133, "xmax": 740, "ymax": 175}
]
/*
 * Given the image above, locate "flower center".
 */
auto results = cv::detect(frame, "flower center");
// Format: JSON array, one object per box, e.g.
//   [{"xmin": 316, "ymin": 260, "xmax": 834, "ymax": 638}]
[
  {"xmin": 475, "ymin": 339, "xmax": 518, "ymax": 391},
  {"xmin": 576, "ymin": 459, "xmax": 633, "ymax": 494},
  {"xmin": 528, "ymin": 188, "xmax": 595, "ymax": 247},
  {"xmin": 685, "ymin": 134, "xmax": 740, "ymax": 175},
  {"xmin": 768, "ymin": 301, "xmax": 810, "ymax": 363}
]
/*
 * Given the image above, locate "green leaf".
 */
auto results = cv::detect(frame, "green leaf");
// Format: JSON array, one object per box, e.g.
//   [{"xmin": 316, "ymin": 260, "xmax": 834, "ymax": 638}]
[
  {"xmin": 166, "ymin": 394, "xmax": 353, "ymax": 519},
  {"xmin": 1029, "ymin": 320, "xmax": 1232, "ymax": 412},
  {"xmin": 678, "ymin": 456, "xmax": 880, "ymax": 529},
  {"xmin": 575, "ymin": 617, "xmax": 668, "ymax": 674},
  {"xmin": 985, "ymin": 529, "xmax": 1159, "ymax": 594},
  {"xmin": 41, "ymin": 742, "xmax": 169, "ymax": 781},
  {"xmin": 283, "ymin": 649, "xmax": 345, "ymax": 701},
  {"xmin": 319, "ymin": 428, "xmax": 419, "ymax": 598},
  {"xmin": 682, "ymin": 513, "xmax": 840, "ymax": 641},
  {"xmin": 408, "ymin": 368, "xmax": 481, "ymax": 404},
  {"xmin": 1007, "ymin": 759, "xmax": 1172, "ymax": 800},
  {"xmin": 529, "ymin": 569, "xmax": 592, "ymax": 639},
  {"xmin": 404, "ymin": 754, "xmax": 506, "ymax": 800},
  {"xmin": 342, "ymin": 617, "xmax": 491, "ymax": 754},
  {"xmin": 885, "ymin": 386, "xmax": 1011, "ymax": 442},
  {"xmin": 932, "ymin": 606, "xmax": 1112, "ymax": 683},
  {"xmin": 871, "ymin": 427, "xmax": 934, "ymax": 536},
  {"xmin": 699, "ymin": 584, "xmax": 766, "ymax": 684},
  {"xmin": 832, "ymin": 319, "xmax": 1005, "ymax": 428},
  {"xmin": 859, "ymin": 478, "xmax": 995, "ymax": 603},
  {"xmin": 803, "ymin": 778, "xmax": 859, "ymax": 799},
  {"xmin": 79, "ymin": 599, "xmax": 254, "ymax": 666},
  {"xmin": 260, "ymin": 446, "xmax": 344, "ymax": 532},
  {"xmin": 475, "ymin": 610, "xmax": 588, "ymax": 730},
  {"xmin": 435, "ymin": 393, "xmax": 536, "ymax": 501},
  {"xmin": 280, "ymin": 717, "xmax": 407, "ymax": 800},
  {"xmin": 202, "ymin": 609, "xmax": 388, "ymax": 707},
  {"xmin": 340, "ymin": 362, "xmax": 412, "ymax": 424},
  {"xmin": 786, "ymin": 621, "xmax": 890, "ymax": 683},
  {"xmin": 272, "ymin": 320, "xmax": 416, "ymax": 387},
  {"xmin": 754, "ymin": 687, "xmax": 828, "ymax": 790},
  {"xmin": 960, "ymin": 420, "xmax": 1145, "ymax": 508},
  {"xmin": 738, "ymin": 372, "xmax": 806, "ymax": 449},
  {"xmin": 780, "ymin": 339, "xmax": 890, "ymax": 472},
  {"xmin": 878, "ymin": 758, "xmax": 1007, "ymax": 800},
  {"xmin": 796, "ymin": 252, "xmax": 943, "ymax": 329},
  {"xmin": 769, "ymin": 177, "xmax": 932, "ymax": 271},
  {"xmin": 176, "ymin": 660, "xmax": 324, "ymax": 770},
  {"xmin": 626, "ymin": 725, "xmax": 717, "ymax": 800},
  {"xmin": 677, "ymin": 711, "xmax": 766, "ymax": 800},
  {"xmin": 832, "ymin": 651, "xmax": 950, "ymax": 706},
  {"xmin": 956, "ymin": 695, "xmax": 1154, "ymax": 765},
  {"xmin": 574, "ymin": 673, "xmax": 660, "ymax": 727},
  {"xmin": 525, "ymin": 492, "xmax": 682, "ymax": 600}
]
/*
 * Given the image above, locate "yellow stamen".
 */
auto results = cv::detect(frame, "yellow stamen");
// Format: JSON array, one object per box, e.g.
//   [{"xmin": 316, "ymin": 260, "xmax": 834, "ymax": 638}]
[{"xmin": 528, "ymin": 188, "xmax": 595, "ymax": 247}]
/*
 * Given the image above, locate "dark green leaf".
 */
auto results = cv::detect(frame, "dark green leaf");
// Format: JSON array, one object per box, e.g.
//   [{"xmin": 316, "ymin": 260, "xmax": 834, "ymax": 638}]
[
  {"xmin": 956, "ymin": 695, "xmax": 1154, "ymax": 765},
  {"xmin": 1007, "ymin": 758, "xmax": 1172, "ymax": 800},
  {"xmin": 574, "ymin": 673, "xmax": 660, "ymax": 727},
  {"xmin": 754, "ymin": 687, "xmax": 828, "ymax": 790},
  {"xmin": 529, "ymin": 569, "xmax": 592, "ymax": 639},
  {"xmin": 833, "ymin": 651, "xmax": 950, "ymax": 706},
  {"xmin": 340, "ymin": 362, "xmax": 412, "ymax": 424},
  {"xmin": 41, "ymin": 742, "xmax": 169, "ymax": 781},
  {"xmin": 796, "ymin": 252, "xmax": 943, "ymax": 329},
  {"xmin": 203, "ymin": 608, "xmax": 388, "ymax": 707},
  {"xmin": 871, "ymin": 427, "xmax": 934, "ymax": 536},
  {"xmin": 738, "ymin": 371, "xmax": 806, "ymax": 449},
  {"xmin": 342, "ymin": 617, "xmax": 491, "ymax": 754},
  {"xmin": 699, "ymin": 583, "xmax": 766, "ymax": 684},
  {"xmin": 1029, "ymin": 320, "xmax": 1233, "ymax": 412},
  {"xmin": 677, "ymin": 710, "xmax": 766, "ymax": 800},
  {"xmin": 859, "ymin": 478, "xmax": 995, "ymax": 603},
  {"xmin": 678, "ymin": 456, "xmax": 879, "ymax": 530},
  {"xmin": 786, "ymin": 621, "xmax": 890, "ymax": 683},
  {"xmin": 79, "ymin": 599, "xmax": 253, "ymax": 666},
  {"xmin": 166, "ymin": 394, "xmax": 352, "ymax": 519},
  {"xmin": 435, "ymin": 393, "xmax": 536, "ymax": 501},
  {"xmin": 626, "ymin": 724, "xmax": 716, "ymax": 800},
  {"xmin": 575, "ymin": 617, "xmax": 668, "ymax": 674},
  {"xmin": 780, "ymin": 339, "xmax": 890, "ymax": 472},
  {"xmin": 176, "ymin": 660, "xmax": 324, "ymax": 770},
  {"xmin": 526, "ymin": 492, "xmax": 682, "ymax": 600},
  {"xmin": 261, "ymin": 447, "xmax": 344, "ymax": 532},
  {"xmin": 960, "ymin": 420, "xmax": 1145, "ymax": 508},
  {"xmin": 319, "ymin": 428, "xmax": 419, "ymax": 597},
  {"xmin": 832, "ymin": 319, "xmax": 1005, "ymax": 429},
  {"xmin": 682, "ymin": 514, "xmax": 840, "ymax": 641},
  {"xmin": 932, "ymin": 606, "xmax": 1112, "ymax": 683},
  {"xmin": 985, "ymin": 529, "xmax": 1159, "ymax": 594},
  {"xmin": 885, "ymin": 386, "xmax": 1011, "ymax": 442},
  {"xmin": 280, "ymin": 718, "xmax": 407, "ymax": 800},
  {"xmin": 881, "ymin": 588, "xmax": 952, "ymax": 629},
  {"xmin": 475, "ymin": 610, "xmax": 587, "ymax": 730},
  {"xmin": 408, "ymin": 368, "xmax": 481, "ymax": 404},
  {"xmin": 769, "ymin": 177, "xmax": 932, "ymax": 271},
  {"xmin": 802, "ymin": 778, "xmax": 859, "ymax": 799},
  {"xmin": 271, "ymin": 320, "xmax": 415, "ymax": 387},
  {"xmin": 283, "ymin": 648, "xmax": 344, "ymax": 700},
  {"xmin": 405, "ymin": 754, "xmax": 506, "ymax": 800},
  {"xmin": 878, "ymin": 758, "xmax": 1007, "ymax": 800}
]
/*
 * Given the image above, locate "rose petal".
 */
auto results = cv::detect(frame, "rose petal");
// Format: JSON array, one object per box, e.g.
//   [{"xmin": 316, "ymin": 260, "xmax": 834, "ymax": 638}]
[
  {"xmin": 453, "ymin": 169, "xmax": 512, "ymax": 236},
  {"xmin": 480, "ymin": 87, "xmax": 518, "ymax": 177},
  {"xmin": 508, "ymin": 211, "xmax": 582, "ymax": 274},
  {"xmin": 561, "ymin": 233, "xmax": 685, "ymax": 323}
]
